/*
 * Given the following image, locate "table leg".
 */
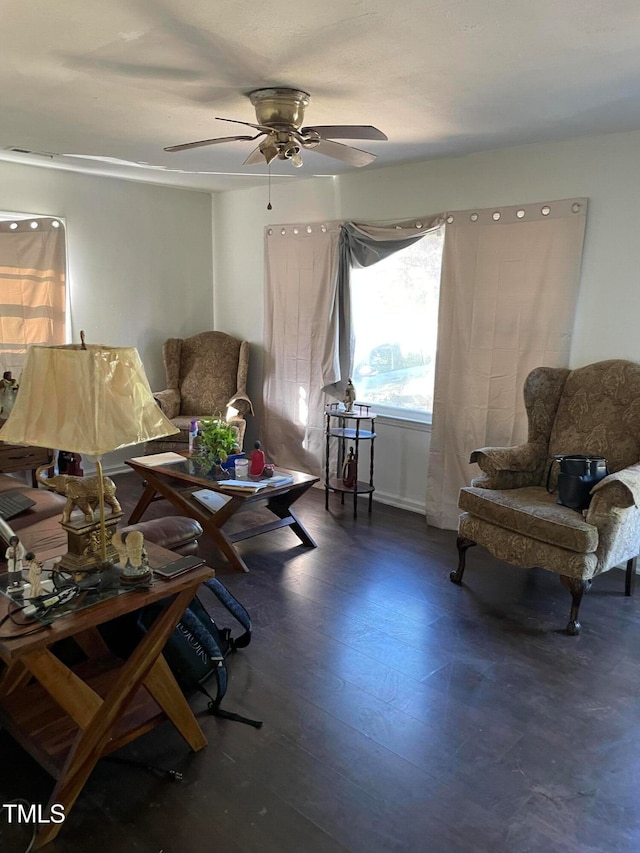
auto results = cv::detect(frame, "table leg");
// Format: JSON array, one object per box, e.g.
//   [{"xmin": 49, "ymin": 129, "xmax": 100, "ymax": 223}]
[
  {"xmin": 127, "ymin": 482, "xmax": 158, "ymax": 524},
  {"xmin": 202, "ymin": 522, "xmax": 251, "ymax": 573},
  {"xmin": 0, "ymin": 660, "xmax": 31, "ymax": 699},
  {"xmin": 267, "ymin": 483, "xmax": 318, "ymax": 548},
  {"xmin": 144, "ymin": 654, "xmax": 207, "ymax": 750},
  {"xmin": 134, "ymin": 468, "xmax": 251, "ymax": 573},
  {"xmin": 32, "ymin": 585, "xmax": 203, "ymax": 849}
]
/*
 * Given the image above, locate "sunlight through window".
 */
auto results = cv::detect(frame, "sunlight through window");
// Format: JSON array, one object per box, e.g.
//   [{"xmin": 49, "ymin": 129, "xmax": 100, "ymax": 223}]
[{"xmin": 350, "ymin": 227, "xmax": 444, "ymax": 420}]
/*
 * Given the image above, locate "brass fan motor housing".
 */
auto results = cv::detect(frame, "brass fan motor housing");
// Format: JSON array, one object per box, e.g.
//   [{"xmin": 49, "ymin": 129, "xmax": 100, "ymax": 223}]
[{"xmin": 248, "ymin": 88, "xmax": 311, "ymax": 130}]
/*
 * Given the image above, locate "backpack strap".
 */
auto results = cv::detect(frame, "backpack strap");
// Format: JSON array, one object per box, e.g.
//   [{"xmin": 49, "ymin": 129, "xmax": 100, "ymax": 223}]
[
  {"xmin": 179, "ymin": 604, "xmax": 262, "ymax": 729},
  {"xmin": 199, "ymin": 577, "xmax": 252, "ymax": 650}
]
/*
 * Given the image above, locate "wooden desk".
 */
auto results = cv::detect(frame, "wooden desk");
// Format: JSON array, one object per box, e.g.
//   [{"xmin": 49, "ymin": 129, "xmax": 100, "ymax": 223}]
[
  {"xmin": 0, "ymin": 543, "xmax": 213, "ymax": 849},
  {"xmin": 127, "ymin": 456, "xmax": 319, "ymax": 573}
]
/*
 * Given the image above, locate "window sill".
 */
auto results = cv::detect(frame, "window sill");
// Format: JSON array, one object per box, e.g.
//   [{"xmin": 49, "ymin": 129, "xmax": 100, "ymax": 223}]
[{"xmin": 374, "ymin": 412, "xmax": 431, "ymax": 432}]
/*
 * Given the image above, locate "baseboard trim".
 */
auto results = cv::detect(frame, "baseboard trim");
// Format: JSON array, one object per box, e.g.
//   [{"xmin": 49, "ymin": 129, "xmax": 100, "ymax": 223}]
[{"xmin": 372, "ymin": 490, "xmax": 425, "ymax": 515}]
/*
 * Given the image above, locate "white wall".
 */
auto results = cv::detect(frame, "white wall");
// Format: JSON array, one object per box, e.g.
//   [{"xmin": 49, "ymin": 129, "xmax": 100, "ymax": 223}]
[
  {"xmin": 0, "ymin": 161, "xmax": 214, "ymax": 471},
  {"xmin": 212, "ymin": 127, "xmax": 640, "ymax": 513}
]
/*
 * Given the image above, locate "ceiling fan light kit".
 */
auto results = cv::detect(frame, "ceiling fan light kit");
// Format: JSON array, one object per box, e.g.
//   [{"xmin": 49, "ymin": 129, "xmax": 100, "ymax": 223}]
[{"xmin": 164, "ymin": 87, "xmax": 387, "ymax": 170}]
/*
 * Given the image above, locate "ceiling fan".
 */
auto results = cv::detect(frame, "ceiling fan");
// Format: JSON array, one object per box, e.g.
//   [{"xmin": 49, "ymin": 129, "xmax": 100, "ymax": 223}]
[{"xmin": 164, "ymin": 88, "xmax": 387, "ymax": 168}]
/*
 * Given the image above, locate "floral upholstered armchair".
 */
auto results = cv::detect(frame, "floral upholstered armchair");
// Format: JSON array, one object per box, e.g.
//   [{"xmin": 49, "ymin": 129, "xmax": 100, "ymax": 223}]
[
  {"xmin": 145, "ymin": 331, "xmax": 253, "ymax": 455},
  {"xmin": 453, "ymin": 360, "xmax": 640, "ymax": 635}
]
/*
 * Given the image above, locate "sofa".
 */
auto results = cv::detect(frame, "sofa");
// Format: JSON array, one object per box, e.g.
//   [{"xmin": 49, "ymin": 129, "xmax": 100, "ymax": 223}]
[{"xmin": 0, "ymin": 473, "xmax": 203, "ymax": 563}]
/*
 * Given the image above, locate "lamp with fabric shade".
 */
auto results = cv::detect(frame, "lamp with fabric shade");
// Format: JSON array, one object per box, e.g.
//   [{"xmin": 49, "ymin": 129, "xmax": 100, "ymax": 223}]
[{"xmin": 0, "ymin": 337, "xmax": 179, "ymax": 570}]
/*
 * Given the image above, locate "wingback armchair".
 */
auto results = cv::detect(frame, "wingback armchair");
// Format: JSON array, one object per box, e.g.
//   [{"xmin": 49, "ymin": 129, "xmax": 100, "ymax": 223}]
[
  {"xmin": 145, "ymin": 331, "xmax": 253, "ymax": 455},
  {"xmin": 453, "ymin": 359, "xmax": 640, "ymax": 635}
]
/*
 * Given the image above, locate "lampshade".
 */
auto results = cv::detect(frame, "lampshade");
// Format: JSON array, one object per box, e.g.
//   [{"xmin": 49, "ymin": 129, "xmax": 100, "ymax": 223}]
[{"xmin": 0, "ymin": 343, "xmax": 178, "ymax": 455}]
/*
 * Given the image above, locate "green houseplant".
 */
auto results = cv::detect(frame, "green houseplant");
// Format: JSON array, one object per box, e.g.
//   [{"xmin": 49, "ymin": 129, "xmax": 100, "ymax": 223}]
[{"xmin": 196, "ymin": 417, "xmax": 240, "ymax": 466}]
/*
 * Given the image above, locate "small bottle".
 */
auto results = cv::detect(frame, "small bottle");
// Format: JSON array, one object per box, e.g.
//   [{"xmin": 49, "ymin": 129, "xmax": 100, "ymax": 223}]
[{"xmin": 188, "ymin": 419, "xmax": 199, "ymax": 454}]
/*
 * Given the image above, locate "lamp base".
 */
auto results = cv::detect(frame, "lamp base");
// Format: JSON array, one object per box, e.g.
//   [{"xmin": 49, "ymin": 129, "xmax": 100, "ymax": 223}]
[{"xmin": 57, "ymin": 511, "xmax": 123, "ymax": 576}]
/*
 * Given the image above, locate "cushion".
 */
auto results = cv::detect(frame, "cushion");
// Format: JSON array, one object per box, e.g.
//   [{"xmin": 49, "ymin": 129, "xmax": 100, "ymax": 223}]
[
  {"xmin": 120, "ymin": 516, "xmax": 203, "ymax": 555},
  {"xmin": 458, "ymin": 485, "xmax": 599, "ymax": 553},
  {"xmin": 18, "ymin": 516, "xmax": 203, "ymax": 563},
  {"xmin": 458, "ymin": 512, "xmax": 600, "ymax": 580}
]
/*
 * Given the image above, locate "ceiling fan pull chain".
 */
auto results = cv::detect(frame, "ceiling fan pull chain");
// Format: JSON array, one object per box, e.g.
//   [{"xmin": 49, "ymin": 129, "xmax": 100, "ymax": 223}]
[{"xmin": 267, "ymin": 162, "xmax": 272, "ymax": 211}]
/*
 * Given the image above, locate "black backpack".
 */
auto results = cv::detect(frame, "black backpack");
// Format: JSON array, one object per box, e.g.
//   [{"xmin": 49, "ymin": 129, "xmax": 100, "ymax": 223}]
[{"xmin": 137, "ymin": 577, "xmax": 262, "ymax": 728}]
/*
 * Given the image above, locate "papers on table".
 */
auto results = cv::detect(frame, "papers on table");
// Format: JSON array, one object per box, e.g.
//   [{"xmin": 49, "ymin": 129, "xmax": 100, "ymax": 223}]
[{"xmin": 129, "ymin": 452, "xmax": 185, "ymax": 467}]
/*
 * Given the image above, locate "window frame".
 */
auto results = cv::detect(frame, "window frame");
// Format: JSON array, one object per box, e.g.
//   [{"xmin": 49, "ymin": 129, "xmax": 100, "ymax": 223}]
[{"xmin": 349, "ymin": 227, "xmax": 444, "ymax": 424}]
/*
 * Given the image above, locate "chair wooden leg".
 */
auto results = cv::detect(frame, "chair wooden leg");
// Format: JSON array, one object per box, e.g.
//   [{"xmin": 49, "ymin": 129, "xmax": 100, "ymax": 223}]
[
  {"xmin": 625, "ymin": 557, "xmax": 637, "ymax": 597},
  {"xmin": 560, "ymin": 575, "xmax": 592, "ymax": 635},
  {"xmin": 451, "ymin": 536, "xmax": 476, "ymax": 585}
]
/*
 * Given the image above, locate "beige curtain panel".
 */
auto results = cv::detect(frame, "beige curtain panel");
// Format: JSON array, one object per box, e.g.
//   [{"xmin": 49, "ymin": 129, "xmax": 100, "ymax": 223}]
[
  {"xmin": 426, "ymin": 198, "xmax": 588, "ymax": 529},
  {"xmin": 0, "ymin": 218, "xmax": 66, "ymax": 378},
  {"xmin": 263, "ymin": 222, "xmax": 341, "ymax": 474}
]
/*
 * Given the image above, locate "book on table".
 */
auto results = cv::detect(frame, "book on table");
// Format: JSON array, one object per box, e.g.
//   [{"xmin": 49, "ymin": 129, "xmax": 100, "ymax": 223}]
[
  {"xmin": 191, "ymin": 489, "xmax": 233, "ymax": 513},
  {"xmin": 218, "ymin": 479, "xmax": 270, "ymax": 493},
  {"xmin": 218, "ymin": 474, "xmax": 295, "ymax": 493},
  {"xmin": 262, "ymin": 473, "xmax": 294, "ymax": 487}
]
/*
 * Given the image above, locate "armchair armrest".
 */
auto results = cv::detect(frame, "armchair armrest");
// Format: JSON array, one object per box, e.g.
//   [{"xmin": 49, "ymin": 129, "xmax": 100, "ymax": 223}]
[
  {"xmin": 153, "ymin": 389, "xmax": 180, "ymax": 419},
  {"xmin": 227, "ymin": 414, "xmax": 247, "ymax": 449},
  {"xmin": 469, "ymin": 443, "xmax": 545, "ymax": 489},
  {"xmin": 227, "ymin": 391, "xmax": 254, "ymax": 418},
  {"xmin": 588, "ymin": 464, "xmax": 640, "ymax": 512},
  {"xmin": 587, "ymin": 464, "xmax": 640, "ymax": 570}
]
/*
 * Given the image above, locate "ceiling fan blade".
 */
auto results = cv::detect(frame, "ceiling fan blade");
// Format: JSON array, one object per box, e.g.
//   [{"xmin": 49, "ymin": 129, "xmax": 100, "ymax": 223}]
[
  {"xmin": 302, "ymin": 125, "xmax": 388, "ymax": 141},
  {"xmin": 242, "ymin": 146, "xmax": 265, "ymax": 166},
  {"xmin": 215, "ymin": 116, "xmax": 275, "ymax": 134},
  {"xmin": 164, "ymin": 133, "xmax": 262, "ymax": 153},
  {"xmin": 309, "ymin": 139, "xmax": 376, "ymax": 167},
  {"xmin": 242, "ymin": 144, "xmax": 277, "ymax": 166}
]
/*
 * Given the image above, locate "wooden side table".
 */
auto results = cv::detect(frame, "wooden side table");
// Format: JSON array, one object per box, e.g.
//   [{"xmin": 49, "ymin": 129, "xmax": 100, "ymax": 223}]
[
  {"xmin": 0, "ymin": 434, "xmax": 52, "ymax": 487},
  {"xmin": 0, "ymin": 543, "xmax": 212, "ymax": 849}
]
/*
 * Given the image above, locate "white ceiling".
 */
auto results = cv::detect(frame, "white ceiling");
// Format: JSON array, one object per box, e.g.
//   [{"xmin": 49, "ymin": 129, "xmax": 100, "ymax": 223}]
[{"xmin": 3, "ymin": 0, "xmax": 640, "ymax": 192}]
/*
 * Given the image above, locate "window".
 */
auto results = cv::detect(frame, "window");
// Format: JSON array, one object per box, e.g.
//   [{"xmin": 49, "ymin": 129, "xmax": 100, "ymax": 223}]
[{"xmin": 350, "ymin": 226, "xmax": 444, "ymax": 421}]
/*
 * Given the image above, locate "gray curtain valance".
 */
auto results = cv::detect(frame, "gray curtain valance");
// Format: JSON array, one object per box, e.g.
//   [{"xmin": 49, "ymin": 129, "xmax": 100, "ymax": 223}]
[{"xmin": 324, "ymin": 216, "xmax": 445, "ymax": 397}]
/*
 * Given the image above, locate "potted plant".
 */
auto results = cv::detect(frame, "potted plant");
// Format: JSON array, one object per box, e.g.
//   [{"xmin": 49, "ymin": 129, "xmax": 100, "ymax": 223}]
[{"xmin": 195, "ymin": 417, "xmax": 241, "ymax": 468}]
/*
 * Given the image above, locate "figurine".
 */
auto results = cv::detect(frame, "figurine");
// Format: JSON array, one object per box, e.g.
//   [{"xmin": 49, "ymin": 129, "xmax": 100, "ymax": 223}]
[
  {"xmin": 27, "ymin": 553, "xmax": 43, "ymax": 598},
  {"xmin": 112, "ymin": 531, "xmax": 129, "ymax": 567},
  {"xmin": 250, "ymin": 440, "xmax": 266, "ymax": 477},
  {"xmin": 6, "ymin": 535, "xmax": 26, "ymax": 589},
  {"xmin": 36, "ymin": 465, "xmax": 121, "ymax": 524},
  {"xmin": 0, "ymin": 370, "xmax": 19, "ymax": 418},
  {"xmin": 57, "ymin": 451, "xmax": 84, "ymax": 477},
  {"xmin": 342, "ymin": 447, "xmax": 358, "ymax": 488},
  {"xmin": 125, "ymin": 531, "xmax": 146, "ymax": 572},
  {"xmin": 343, "ymin": 378, "xmax": 356, "ymax": 413},
  {"xmin": 116, "ymin": 529, "xmax": 151, "ymax": 584}
]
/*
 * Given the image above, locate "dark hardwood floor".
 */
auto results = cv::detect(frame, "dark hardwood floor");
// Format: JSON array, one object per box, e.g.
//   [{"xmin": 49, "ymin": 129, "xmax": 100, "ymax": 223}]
[{"xmin": 2, "ymin": 472, "xmax": 640, "ymax": 852}]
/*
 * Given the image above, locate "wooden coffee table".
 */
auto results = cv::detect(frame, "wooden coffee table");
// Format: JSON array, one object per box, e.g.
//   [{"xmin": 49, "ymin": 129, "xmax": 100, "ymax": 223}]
[
  {"xmin": 0, "ymin": 541, "xmax": 213, "ymax": 849},
  {"xmin": 126, "ymin": 455, "xmax": 319, "ymax": 573}
]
